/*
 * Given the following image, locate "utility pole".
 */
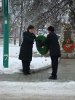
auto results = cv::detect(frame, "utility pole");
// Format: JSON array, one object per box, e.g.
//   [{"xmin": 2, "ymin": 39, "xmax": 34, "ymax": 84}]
[{"xmin": 3, "ymin": 0, "xmax": 9, "ymax": 68}]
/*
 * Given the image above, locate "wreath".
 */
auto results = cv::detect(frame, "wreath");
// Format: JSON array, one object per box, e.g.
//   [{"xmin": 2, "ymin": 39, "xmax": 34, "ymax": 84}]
[
  {"xmin": 36, "ymin": 35, "xmax": 48, "ymax": 55},
  {"xmin": 62, "ymin": 24, "xmax": 75, "ymax": 53},
  {"xmin": 62, "ymin": 38, "xmax": 74, "ymax": 52},
  {"xmin": 62, "ymin": 29, "xmax": 74, "ymax": 52}
]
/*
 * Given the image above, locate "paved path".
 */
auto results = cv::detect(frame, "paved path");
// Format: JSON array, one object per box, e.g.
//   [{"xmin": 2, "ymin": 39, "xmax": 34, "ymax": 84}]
[
  {"xmin": 58, "ymin": 59, "xmax": 75, "ymax": 82},
  {"xmin": 0, "ymin": 95, "xmax": 75, "ymax": 100},
  {"xmin": 0, "ymin": 59, "xmax": 75, "ymax": 82}
]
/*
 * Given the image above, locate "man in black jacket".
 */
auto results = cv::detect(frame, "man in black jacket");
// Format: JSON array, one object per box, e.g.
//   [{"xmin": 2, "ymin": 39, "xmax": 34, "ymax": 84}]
[
  {"xmin": 19, "ymin": 25, "xmax": 36, "ymax": 75},
  {"xmin": 46, "ymin": 26, "xmax": 61, "ymax": 80}
]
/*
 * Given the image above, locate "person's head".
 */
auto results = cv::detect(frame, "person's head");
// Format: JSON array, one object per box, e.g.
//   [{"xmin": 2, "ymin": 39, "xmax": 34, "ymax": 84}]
[
  {"xmin": 27, "ymin": 25, "xmax": 35, "ymax": 33},
  {"xmin": 47, "ymin": 26, "xmax": 54, "ymax": 33}
]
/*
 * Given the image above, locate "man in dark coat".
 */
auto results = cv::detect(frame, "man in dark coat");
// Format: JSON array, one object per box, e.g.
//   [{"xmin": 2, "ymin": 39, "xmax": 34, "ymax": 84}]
[
  {"xmin": 19, "ymin": 25, "xmax": 36, "ymax": 75},
  {"xmin": 45, "ymin": 26, "xmax": 61, "ymax": 80}
]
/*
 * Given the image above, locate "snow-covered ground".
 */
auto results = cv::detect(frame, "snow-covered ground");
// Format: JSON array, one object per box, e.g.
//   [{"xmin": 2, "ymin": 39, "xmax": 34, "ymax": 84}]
[
  {"xmin": 0, "ymin": 43, "xmax": 51, "ymax": 74},
  {"xmin": 0, "ymin": 81, "xmax": 75, "ymax": 96}
]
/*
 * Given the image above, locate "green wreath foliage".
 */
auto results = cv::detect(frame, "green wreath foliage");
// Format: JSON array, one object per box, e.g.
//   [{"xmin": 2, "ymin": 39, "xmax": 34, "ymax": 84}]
[{"xmin": 36, "ymin": 35, "xmax": 48, "ymax": 55}]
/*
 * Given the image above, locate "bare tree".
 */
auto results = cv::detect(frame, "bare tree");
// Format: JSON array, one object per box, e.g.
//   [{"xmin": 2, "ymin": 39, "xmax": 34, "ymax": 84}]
[{"xmin": 9, "ymin": 0, "xmax": 71, "ymax": 43}]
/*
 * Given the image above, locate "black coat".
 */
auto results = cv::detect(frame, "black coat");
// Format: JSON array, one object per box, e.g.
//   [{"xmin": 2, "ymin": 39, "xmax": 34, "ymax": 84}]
[
  {"xmin": 19, "ymin": 31, "xmax": 36, "ymax": 61},
  {"xmin": 45, "ymin": 32, "xmax": 61, "ymax": 57}
]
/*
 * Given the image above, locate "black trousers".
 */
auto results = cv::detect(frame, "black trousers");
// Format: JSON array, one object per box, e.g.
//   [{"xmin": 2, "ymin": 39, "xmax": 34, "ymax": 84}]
[
  {"xmin": 51, "ymin": 56, "xmax": 59, "ymax": 77},
  {"xmin": 22, "ymin": 60, "xmax": 30, "ymax": 74}
]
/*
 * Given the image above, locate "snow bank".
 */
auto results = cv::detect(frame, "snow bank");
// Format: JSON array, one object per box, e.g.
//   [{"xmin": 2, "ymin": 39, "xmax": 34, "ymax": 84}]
[
  {"xmin": 0, "ymin": 44, "xmax": 51, "ymax": 74},
  {"xmin": 0, "ymin": 57, "xmax": 51, "ymax": 74},
  {"xmin": 0, "ymin": 81, "xmax": 75, "ymax": 96}
]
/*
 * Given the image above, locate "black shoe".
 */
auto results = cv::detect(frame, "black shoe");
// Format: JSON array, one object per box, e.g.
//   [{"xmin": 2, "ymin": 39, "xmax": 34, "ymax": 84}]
[
  {"xmin": 48, "ymin": 76, "xmax": 57, "ymax": 80},
  {"xmin": 23, "ymin": 72, "xmax": 31, "ymax": 75}
]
